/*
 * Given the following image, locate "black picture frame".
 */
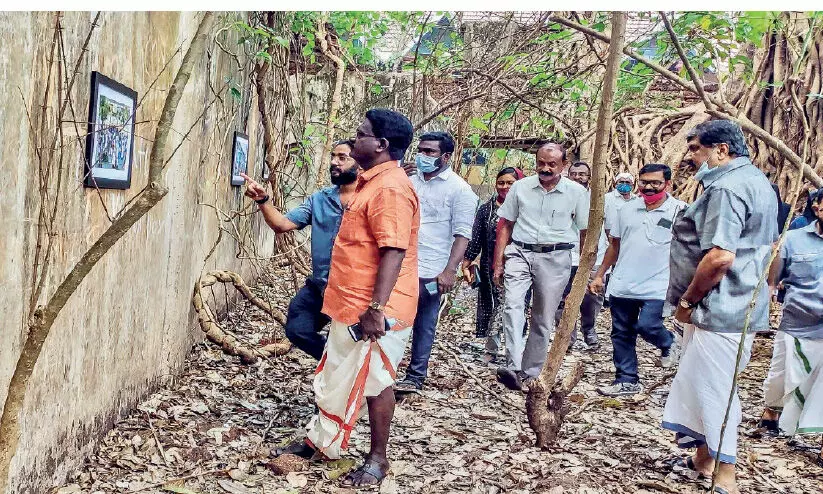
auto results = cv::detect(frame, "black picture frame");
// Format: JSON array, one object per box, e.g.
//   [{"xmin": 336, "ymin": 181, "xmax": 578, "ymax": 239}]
[
  {"xmin": 84, "ymin": 71, "xmax": 137, "ymax": 189},
  {"xmin": 231, "ymin": 131, "xmax": 249, "ymax": 186}
]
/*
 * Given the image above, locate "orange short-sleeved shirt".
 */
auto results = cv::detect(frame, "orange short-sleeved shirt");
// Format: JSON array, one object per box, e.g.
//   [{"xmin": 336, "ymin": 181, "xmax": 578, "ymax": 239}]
[{"xmin": 322, "ymin": 161, "xmax": 420, "ymax": 328}]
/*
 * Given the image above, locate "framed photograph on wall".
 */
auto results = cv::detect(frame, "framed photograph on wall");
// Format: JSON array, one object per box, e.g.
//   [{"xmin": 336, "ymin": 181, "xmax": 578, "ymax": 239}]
[
  {"xmin": 231, "ymin": 131, "xmax": 249, "ymax": 186},
  {"xmin": 84, "ymin": 71, "xmax": 137, "ymax": 189}
]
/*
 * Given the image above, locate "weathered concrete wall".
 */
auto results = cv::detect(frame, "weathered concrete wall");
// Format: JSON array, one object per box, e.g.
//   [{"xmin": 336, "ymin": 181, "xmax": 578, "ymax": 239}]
[{"xmin": 0, "ymin": 12, "xmax": 275, "ymax": 492}]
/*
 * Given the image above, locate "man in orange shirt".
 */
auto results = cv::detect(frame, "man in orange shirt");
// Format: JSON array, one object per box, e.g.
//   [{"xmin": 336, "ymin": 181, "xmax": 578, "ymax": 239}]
[{"xmin": 274, "ymin": 109, "xmax": 418, "ymax": 487}]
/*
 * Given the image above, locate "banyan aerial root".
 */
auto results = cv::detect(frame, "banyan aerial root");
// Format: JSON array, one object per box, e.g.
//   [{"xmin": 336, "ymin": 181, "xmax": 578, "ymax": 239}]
[{"xmin": 192, "ymin": 270, "xmax": 290, "ymax": 364}]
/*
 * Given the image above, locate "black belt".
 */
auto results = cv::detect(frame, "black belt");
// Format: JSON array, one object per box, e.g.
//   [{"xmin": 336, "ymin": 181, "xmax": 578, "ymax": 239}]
[{"xmin": 513, "ymin": 240, "xmax": 575, "ymax": 253}]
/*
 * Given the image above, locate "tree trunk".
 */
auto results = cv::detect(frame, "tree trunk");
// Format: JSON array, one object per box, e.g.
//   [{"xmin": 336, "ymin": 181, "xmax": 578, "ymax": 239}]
[
  {"xmin": 525, "ymin": 11, "xmax": 626, "ymax": 449},
  {"xmin": 314, "ymin": 14, "xmax": 346, "ymax": 190},
  {"xmin": 0, "ymin": 13, "xmax": 215, "ymax": 491}
]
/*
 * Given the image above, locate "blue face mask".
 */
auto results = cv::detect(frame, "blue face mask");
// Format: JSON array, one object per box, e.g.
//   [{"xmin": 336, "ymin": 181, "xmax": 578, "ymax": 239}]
[
  {"xmin": 694, "ymin": 161, "xmax": 710, "ymax": 181},
  {"xmin": 415, "ymin": 153, "xmax": 440, "ymax": 173},
  {"xmin": 616, "ymin": 183, "xmax": 633, "ymax": 194}
]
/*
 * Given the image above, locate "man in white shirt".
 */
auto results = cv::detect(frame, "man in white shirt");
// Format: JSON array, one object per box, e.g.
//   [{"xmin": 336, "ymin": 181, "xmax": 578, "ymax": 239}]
[
  {"xmin": 396, "ymin": 132, "xmax": 478, "ymax": 391},
  {"xmin": 589, "ymin": 164, "xmax": 685, "ymax": 396},
  {"xmin": 493, "ymin": 143, "xmax": 589, "ymax": 390},
  {"xmin": 605, "ymin": 172, "xmax": 636, "ymax": 235}
]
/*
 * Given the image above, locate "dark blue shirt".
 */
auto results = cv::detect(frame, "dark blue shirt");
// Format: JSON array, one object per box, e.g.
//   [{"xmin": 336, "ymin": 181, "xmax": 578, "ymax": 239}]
[{"xmin": 285, "ymin": 186, "xmax": 344, "ymax": 289}]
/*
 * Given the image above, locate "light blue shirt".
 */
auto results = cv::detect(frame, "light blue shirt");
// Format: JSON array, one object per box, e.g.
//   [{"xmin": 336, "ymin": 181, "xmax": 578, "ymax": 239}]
[
  {"xmin": 778, "ymin": 221, "xmax": 823, "ymax": 338},
  {"xmin": 285, "ymin": 186, "xmax": 344, "ymax": 289},
  {"xmin": 667, "ymin": 157, "xmax": 778, "ymax": 332}
]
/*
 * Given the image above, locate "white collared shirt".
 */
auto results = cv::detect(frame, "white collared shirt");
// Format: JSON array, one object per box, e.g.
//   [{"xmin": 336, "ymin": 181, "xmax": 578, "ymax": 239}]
[
  {"xmin": 411, "ymin": 167, "xmax": 479, "ymax": 278},
  {"xmin": 604, "ymin": 188, "xmax": 636, "ymax": 233},
  {"xmin": 607, "ymin": 195, "xmax": 686, "ymax": 300},
  {"xmin": 497, "ymin": 175, "xmax": 589, "ymax": 245}
]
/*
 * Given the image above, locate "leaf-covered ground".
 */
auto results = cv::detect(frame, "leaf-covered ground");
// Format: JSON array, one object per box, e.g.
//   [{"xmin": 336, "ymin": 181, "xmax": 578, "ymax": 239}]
[{"xmin": 53, "ymin": 269, "xmax": 822, "ymax": 493}]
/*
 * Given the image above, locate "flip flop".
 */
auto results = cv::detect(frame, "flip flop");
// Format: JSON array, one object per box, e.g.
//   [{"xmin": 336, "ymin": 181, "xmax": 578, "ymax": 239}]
[
  {"xmin": 341, "ymin": 460, "xmax": 388, "ymax": 487},
  {"xmin": 708, "ymin": 486, "xmax": 731, "ymax": 494},
  {"xmin": 666, "ymin": 456, "xmax": 712, "ymax": 480}
]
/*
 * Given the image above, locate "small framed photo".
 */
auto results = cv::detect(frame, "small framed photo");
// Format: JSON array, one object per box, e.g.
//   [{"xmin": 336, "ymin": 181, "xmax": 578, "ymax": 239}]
[
  {"xmin": 84, "ymin": 71, "xmax": 137, "ymax": 189},
  {"xmin": 231, "ymin": 131, "xmax": 249, "ymax": 186}
]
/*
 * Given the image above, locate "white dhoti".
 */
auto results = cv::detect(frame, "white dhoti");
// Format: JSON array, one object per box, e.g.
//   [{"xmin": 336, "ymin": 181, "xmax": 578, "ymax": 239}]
[
  {"xmin": 662, "ymin": 324, "xmax": 755, "ymax": 464},
  {"xmin": 763, "ymin": 331, "xmax": 823, "ymax": 435},
  {"xmin": 305, "ymin": 320, "xmax": 411, "ymax": 459}
]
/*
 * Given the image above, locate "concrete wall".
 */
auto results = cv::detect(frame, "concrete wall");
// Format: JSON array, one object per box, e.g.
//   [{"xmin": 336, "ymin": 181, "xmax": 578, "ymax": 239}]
[{"xmin": 0, "ymin": 12, "xmax": 275, "ymax": 491}]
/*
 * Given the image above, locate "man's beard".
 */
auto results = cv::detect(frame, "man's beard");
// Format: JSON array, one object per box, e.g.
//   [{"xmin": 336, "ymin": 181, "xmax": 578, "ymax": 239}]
[{"xmin": 330, "ymin": 167, "xmax": 358, "ymax": 185}]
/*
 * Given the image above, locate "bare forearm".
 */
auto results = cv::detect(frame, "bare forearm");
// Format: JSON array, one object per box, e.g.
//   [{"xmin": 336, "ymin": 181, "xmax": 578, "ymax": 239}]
[
  {"xmin": 768, "ymin": 251, "xmax": 783, "ymax": 292},
  {"xmin": 494, "ymin": 220, "xmax": 514, "ymax": 269},
  {"xmin": 595, "ymin": 239, "xmax": 619, "ymax": 279},
  {"xmin": 445, "ymin": 236, "xmax": 470, "ymax": 272},
  {"xmin": 372, "ymin": 247, "xmax": 406, "ymax": 305},
  {"xmin": 682, "ymin": 248, "xmax": 735, "ymax": 303},
  {"xmin": 259, "ymin": 202, "xmax": 298, "ymax": 233}
]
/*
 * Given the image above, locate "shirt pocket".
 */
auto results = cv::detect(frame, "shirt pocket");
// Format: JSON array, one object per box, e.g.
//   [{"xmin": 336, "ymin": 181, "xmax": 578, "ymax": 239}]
[
  {"xmin": 789, "ymin": 252, "xmax": 823, "ymax": 279},
  {"xmin": 646, "ymin": 217, "xmax": 674, "ymax": 245},
  {"xmin": 548, "ymin": 208, "xmax": 573, "ymax": 232},
  {"xmin": 421, "ymin": 195, "xmax": 451, "ymax": 225}
]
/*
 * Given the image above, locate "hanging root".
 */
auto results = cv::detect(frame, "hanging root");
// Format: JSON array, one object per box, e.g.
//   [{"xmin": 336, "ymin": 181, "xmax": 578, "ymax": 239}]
[
  {"xmin": 192, "ymin": 270, "xmax": 290, "ymax": 364},
  {"xmin": 525, "ymin": 360, "xmax": 584, "ymax": 449}
]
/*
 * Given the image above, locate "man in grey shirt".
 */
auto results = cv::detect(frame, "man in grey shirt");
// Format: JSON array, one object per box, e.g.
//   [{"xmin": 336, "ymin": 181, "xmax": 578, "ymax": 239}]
[
  {"xmin": 760, "ymin": 189, "xmax": 822, "ymax": 466},
  {"xmin": 493, "ymin": 143, "xmax": 589, "ymax": 390},
  {"xmin": 662, "ymin": 120, "xmax": 777, "ymax": 494}
]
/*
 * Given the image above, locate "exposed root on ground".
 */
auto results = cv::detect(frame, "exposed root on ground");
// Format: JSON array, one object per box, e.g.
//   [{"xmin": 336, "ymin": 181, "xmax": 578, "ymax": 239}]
[{"xmin": 192, "ymin": 270, "xmax": 290, "ymax": 364}]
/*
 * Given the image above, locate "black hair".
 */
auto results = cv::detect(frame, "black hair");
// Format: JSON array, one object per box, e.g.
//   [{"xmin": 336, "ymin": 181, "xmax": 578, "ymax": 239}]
[
  {"xmin": 686, "ymin": 120, "xmax": 749, "ymax": 158},
  {"xmin": 813, "ymin": 188, "xmax": 822, "ymax": 204},
  {"xmin": 497, "ymin": 167, "xmax": 518, "ymax": 179},
  {"xmin": 418, "ymin": 131, "xmax": 455, "ymax": 154},
  {"xmin": 569, "ymin": 161, "xmax": 591, "ymax": 173},
  {"xmin": 365, "ymin": 109, "xmax": 414, "ymax": 161},
  {"xmin": 639, "ymin": 163, "xmax": 672, "ymax": 180},
  {"xmin": 332, "ymin": 139, "xmax": 355, "ymax": 150},
  {"xmin": 536, "ymin": 142, "xmax": 567, "ymax": 161}
]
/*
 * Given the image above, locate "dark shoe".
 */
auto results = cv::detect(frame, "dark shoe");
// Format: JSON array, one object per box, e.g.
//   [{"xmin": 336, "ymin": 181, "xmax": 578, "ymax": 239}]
[
  {"xmin": 496, "ymin": 368, "xmax": 523, "ymax": 391},
  {"xmin": 274, "ymin": 439, "xmax": 316, "ymax": 459},
  {"xmin": 585, "ymin": 341, "xmax": 600, "ymax": 352},
  {"xmin": 597, "ymin": 381, "xmax": 643, "ymax": 396},
  {"xmin": 394, "ymin": 378, "xmax": 422, "ymax": 393},
  {"xmin": 756, "ymin": 418, "xmax": 780, "ymax": 435}
]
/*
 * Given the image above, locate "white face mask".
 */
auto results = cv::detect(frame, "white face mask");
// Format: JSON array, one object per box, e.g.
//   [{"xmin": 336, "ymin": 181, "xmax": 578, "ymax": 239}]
[
  {"xmin": 415, "ymin": 153, "xmax": 439, "ymax": 173},
  {"xmin": 694, "ymin": 161, "xmax": 711, "ymax": 181}
]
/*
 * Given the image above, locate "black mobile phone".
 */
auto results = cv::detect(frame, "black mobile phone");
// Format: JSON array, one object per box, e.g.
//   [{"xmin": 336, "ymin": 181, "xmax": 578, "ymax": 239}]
[
  {"xmin": 347, "ymin": 322, "xmax": 364, "ymax": 341},
  {"xmin": 470, "ymin": 264, "xmax": 482, "ymax": 289},
  {"xmin": 347, "ymin": 318, "xmax": 393, "ymax": 342}
]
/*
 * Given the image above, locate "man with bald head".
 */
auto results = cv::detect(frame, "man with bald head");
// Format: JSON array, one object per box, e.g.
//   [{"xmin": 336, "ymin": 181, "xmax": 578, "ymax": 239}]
[{"xmin": 493, "ymin": 142, "xmax": 590, "ymax": 390}]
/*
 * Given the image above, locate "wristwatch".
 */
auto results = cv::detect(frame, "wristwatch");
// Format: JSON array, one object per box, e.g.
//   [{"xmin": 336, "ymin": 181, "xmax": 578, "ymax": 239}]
[
  {"xmin": 679, "ymin": 297, "xmax": 698, "ymax": 310},
  {"xmin": 368, "ymin": 301, "xmax": 385, "ymax": 311},
  {"xmin": 255, "ymin": 195, "xmax": 270, "ymax": 205}
]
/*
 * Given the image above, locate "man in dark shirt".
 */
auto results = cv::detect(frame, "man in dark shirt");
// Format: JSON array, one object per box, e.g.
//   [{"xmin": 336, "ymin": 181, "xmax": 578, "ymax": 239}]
[{"xmin": 241, "ymin": 140, "xmax": 358, "ymax": 359}]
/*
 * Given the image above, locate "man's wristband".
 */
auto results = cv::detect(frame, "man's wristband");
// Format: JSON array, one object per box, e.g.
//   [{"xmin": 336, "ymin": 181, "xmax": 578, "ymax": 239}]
[{"xmin": 255, "ymin": 195, "xmax": 270, "ymax": 205}]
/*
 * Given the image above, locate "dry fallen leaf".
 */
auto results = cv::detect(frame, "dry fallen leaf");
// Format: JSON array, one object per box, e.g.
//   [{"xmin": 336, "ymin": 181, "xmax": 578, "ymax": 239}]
[
  {"xmin": 285, "ymin": 472, "xmax": 308, "ymax": 488},
  {"xmin": 162, "ymin": 481, "xmax": 202, "ymax": 494},
  {"xmin": 217, "ymin": 479, "xmax": 254, "ymax": 494}
]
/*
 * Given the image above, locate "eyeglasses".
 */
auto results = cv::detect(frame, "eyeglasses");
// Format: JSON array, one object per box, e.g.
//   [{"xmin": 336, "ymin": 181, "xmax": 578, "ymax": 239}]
[
  {"xmin": 687, "ymin": 143, "xmax": 717, "ymax": 153},
  {"xmin": 638, "ymin": 179, "xmax": 665, "ymax": 188},
  {"xmin": 355, "ymin": 130, "xmax": 377, "ymax": 139}
]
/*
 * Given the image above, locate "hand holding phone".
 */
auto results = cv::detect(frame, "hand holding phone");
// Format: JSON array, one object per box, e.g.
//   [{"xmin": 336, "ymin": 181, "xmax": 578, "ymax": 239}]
[{"xmin": 348, "ymin": 317, "xmax": 394, "ymax": 342}]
